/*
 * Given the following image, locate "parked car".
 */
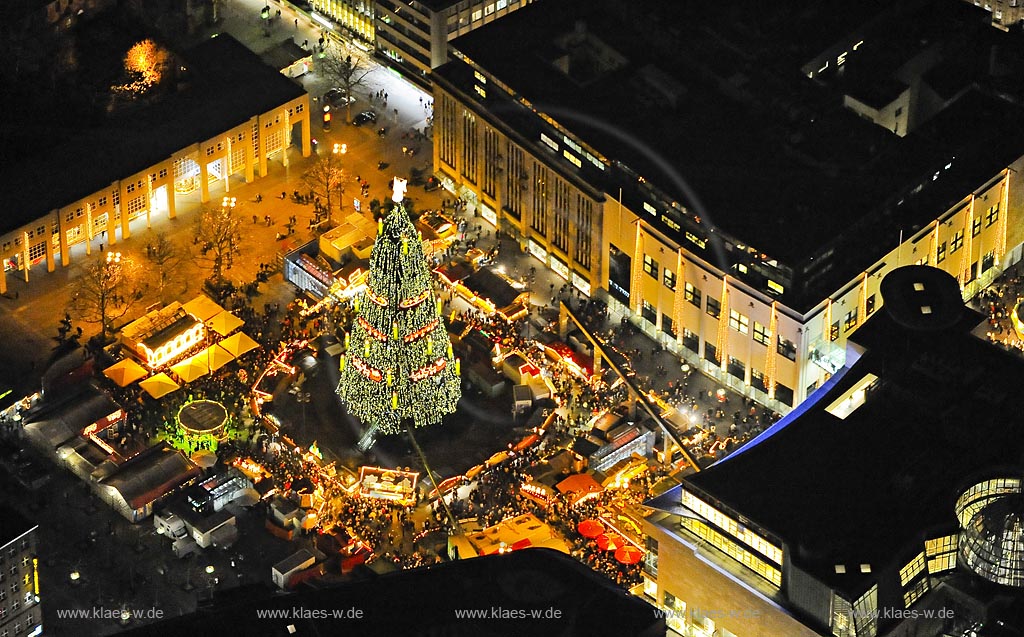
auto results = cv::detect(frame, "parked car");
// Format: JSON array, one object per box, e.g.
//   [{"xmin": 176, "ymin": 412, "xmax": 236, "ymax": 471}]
[{"xmin": 352, "ymin": 110, "xmax": 377, "ymax": 126}]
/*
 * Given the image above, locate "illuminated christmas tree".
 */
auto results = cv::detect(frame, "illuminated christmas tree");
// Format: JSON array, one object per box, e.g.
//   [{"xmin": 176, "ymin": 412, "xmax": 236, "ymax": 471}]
[{"xmin": 337, "ymin": 178, "xmax": 461, "ymax": 435}]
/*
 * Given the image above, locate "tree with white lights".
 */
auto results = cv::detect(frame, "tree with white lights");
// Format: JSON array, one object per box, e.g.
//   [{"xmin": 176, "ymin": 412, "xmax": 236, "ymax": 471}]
[{"xmin": 337, "ymin": 178, "xmax": 461, "ymax": 435}]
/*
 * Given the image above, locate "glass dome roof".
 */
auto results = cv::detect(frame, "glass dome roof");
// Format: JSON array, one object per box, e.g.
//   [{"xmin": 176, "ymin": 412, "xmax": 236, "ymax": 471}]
[{"xmin": 959, "ymin": 493, "xmax": 1024, "ymax": 587}]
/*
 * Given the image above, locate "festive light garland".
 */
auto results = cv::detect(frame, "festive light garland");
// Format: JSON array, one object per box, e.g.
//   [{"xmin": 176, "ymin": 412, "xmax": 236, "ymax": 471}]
[
  {"xmin": 399, "ymin": 289, "xmax": 430, "ymax": 309},
  {"xmin": 358, "ymin": 317, "xmax": 389, "ymax": 342},
  {"xmin": 366, "ymin": 287, "xmax": 389, "ymax": 307},
  {"xmin": 409, "ymin": 357, "xmax": 447, "ymax": 382},
  {"xmin": 403, "ymin": 319, "xmax": 440, "ymax": 343},
  {"xmin": 351, "ymin": 356, "xmax": 384, "ymax": 383}
]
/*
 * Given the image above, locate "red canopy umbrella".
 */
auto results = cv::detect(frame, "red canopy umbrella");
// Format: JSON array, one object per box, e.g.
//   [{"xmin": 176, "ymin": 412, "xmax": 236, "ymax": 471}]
[
  {"xmin": 577, "ymin": 519, "xmax": 605, "ymax": 539},
  {"xmin": 596, "ymin": 533, "xmax": 624, "ymax": 551},
  {"xmin": 615, "ymin": 545, "xmax": 644, "ymax": 564}
]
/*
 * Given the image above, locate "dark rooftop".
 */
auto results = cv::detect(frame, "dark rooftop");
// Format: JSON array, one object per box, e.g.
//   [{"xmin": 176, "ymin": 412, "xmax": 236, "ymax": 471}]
[
  {"xmin": 122, "ymin": 548, "xmax": 664, "ymax": 636},
  {"xmin": 0, "ymin": 504, "xmax": 36, "ymax": 547},
  {"xmin": 101, "ymin": 442, "xmax": 201, "ymax": 509},
  {"xmin": 0, "ymin": 28, "xmax": 306, "ymax": 233},
  {"xmin": 671, "ymin": 266, "xmax": 1024, "ymax": 596},
  {"xmin": 441, "ymin": 0, "xmax": 1024, "ymax": 307}
]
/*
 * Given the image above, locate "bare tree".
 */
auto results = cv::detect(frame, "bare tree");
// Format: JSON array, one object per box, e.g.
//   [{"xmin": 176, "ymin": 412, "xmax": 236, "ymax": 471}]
[
  {"xmin": 302, "ymin": 149, "xmax": 353, "ymax": 224},
  {"xmin": 193, "ymin": 199, "xmax": 244, "ymax": 283},
  {"xmin": 68, "ymin": 252, "xmax": 144, "ymax": 343},
  {"xmin": 144, "ymin": 232, "xmax": 183, "ymax": 298},
  {"xmin": 317, "ymin": 46, "xmax": 373, "ymax": 122}
]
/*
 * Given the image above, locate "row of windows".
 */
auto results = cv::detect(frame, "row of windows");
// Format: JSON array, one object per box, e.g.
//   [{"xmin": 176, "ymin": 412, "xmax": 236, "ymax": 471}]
[
  {"xmin": 903, "ymin": 576, "xmax": 929, "ymax": 608},
  {"xmin": 682, "ymin": 518, "xmax": 783, "ymax": 587},
  {"xmin": 680, "ymin": 490, "xmax": 783, "ymax": 565},
  {"xmin": 899, "ymin": 552, "xmax": 925, "ymax": 586}
]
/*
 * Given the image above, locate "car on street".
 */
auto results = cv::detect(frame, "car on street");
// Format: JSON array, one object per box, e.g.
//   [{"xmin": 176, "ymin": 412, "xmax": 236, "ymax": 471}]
[
  {"xmin": 352, "ymin": 110, "xmax": 377, "ymax": 126},
  {"xmin": 324, "ymin": 88, "xmax": 355, "ymax": 106}
]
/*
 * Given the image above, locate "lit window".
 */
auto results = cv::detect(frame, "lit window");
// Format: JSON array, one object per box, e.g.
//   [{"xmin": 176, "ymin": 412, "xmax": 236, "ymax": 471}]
[
  {"xmin": 663, "ymin": 269, "xmax": 676, "ymax": 290},
  {"xmin": 643, "ymin": 254, "xmax": 658, "ymax": 279},
  {"xmin": 706, "ymin": 296, "xmax": 721, "ymax": 319},
  {"xmin": 985, "ymin": 203, "xmax": 999, "ymax": 227},
  {"xmin": 951, "ymin": 230, "xmax": 964, "ymax": 252},
  {"xmin": 728, "ymin": 309, "xmax": 749, "ymax": 334},
  {"xmin": 684, "ymin": 283, "xmax": 701, "ymax": 307},
  {"xmin": 753, "ymin": 322, "xmax": 770, "ymax": 346},
  {"xmin": 472, "ymin": 9, "xmax": 482, "ymax": 20},
  {"xmin": 825, "ymin": 373, "xmax": 878, "ymax": 420}
]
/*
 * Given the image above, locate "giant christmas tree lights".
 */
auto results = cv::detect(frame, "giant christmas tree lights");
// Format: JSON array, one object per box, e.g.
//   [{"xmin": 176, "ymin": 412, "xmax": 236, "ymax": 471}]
[{"xmin": 337, "ymin": 178, "xmax": 461, "ymax": 434}]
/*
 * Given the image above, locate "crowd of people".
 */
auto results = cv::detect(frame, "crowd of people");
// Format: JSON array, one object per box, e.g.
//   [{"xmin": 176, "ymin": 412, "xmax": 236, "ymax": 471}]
[{"xmin": 976, "ymin": 264, "xmax": 1024, "ymax": 354}]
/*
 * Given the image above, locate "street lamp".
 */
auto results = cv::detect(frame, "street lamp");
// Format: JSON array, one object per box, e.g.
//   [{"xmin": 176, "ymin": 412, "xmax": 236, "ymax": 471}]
[{"xmin": 222, "ymin": 196, "xmax": 236, "ymax": 209}]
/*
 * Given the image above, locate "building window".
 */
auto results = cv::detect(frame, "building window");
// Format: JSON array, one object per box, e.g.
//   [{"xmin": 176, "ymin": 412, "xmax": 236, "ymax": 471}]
[
  {"xmin": 751, "ymin": 369, "xmax": 767, "ymax": 393},
  {"xmin": 125, "ymin": 182, "xmax": 135, "ymax": 193},
  {"xmin": 472, "ymin": 8, "xmax": 482, "ymax": 20},
  {"xmin": 830, "ymin": 321, "xmax": 840, "ymax": 342},
  {"xmin": 661, "ymin": 313, "xmax": 675, "ymax": 336},
  {"xmin": 843, "ymin": 310, "xmax": 858, "ymax": 331},
  {"xmin": 951, "ymin": 229, "xmax": 964, "ymax": 252},
  {"xmin": 663, "ymin": 269, "xmax": 676, "ymax": 290},
  {"xmin": 900, "ymin": 553, "xmax": 926, "ymax": 586},
  {"xmin": 777, "ymin": 336, "xmax": 796, "ymax": 361},
  {"xmin": 706, "ymin": 296, "xmax": 721, "ymax": 319},
  {"xmin": 972, "ymin": 217, "xmax": 982, "ymax": 237},
  {"xmin": 681, "ymin": 328, "xmax": 699, "ymax": 353},
  {"xmin": 729, "ymin": 309, "xmax": 749, "ymax": 334},
  {"xmin": 753, "ymin": 321, "xmax": 770, "ymax": 346},
  {"xmin": 641, "ymin": 301, "xmax": 657, "ymax": 325},
  {"xmin": 986, "ymin": 203, "xmax": 999, "ymax": 227},
  {"xmin": 727, "ymin": 356, "xmax": 745, "ymax": 381},
  {"xmin": 684, "ymin": 282, "xmax": 701, "ymax": 308},
  {"xmin": 903, "ymin": 577, "xmax": 929, "ymax": 608},
  {"xmin": 775, "ymin": 382, "xmax": 794, "ymax": 406},
  {"xmin": 865, "ymin": 294, "xmax": 876, "ymax": 315},
  {"xmin": 484, "ymin": 2, "xmax": 495, "ymax": 16},
  {"xmin": 643, "ymin": 254, "xmax": 658, "ymax": 279},
  {"xmin": 936, "ymin": 241, "xmax": 946, "ymax": 264},
  {"xmin": 704, "ymin": 342, "xmax": 719, "ymax": 364}
]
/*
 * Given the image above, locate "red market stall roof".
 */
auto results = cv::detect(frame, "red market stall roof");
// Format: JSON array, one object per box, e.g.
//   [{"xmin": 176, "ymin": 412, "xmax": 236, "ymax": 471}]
[{"xmin": 556, "ymin": 473, "xmax": 604, "ymax": 506}]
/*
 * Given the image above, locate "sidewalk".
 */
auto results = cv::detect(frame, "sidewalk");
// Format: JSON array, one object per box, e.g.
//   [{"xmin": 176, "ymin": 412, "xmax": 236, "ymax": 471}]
[{"xmin": 442, "ymin": 213, "xmax": 765, "ymax": 444}]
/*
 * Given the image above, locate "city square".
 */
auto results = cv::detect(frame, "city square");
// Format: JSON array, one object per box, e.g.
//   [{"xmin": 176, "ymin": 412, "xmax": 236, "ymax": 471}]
[{"xmin": 1, "ymin": 1, "xmax": 1024, "ymax": 637}]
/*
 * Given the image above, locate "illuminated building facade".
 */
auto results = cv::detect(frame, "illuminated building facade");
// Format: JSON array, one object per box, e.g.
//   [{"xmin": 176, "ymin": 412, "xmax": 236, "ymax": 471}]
[
  {"xmin": 644, "ymin": 267, "xmax": 1024, "ymax": 637},
  {"xmin": 0, "ymin": 506, "xmax": 42, "ymax": 637},
  {"xmin": 0, "ymin": 34, "xmax": 311, "ymax": 296},
  {"xmin": 374, "ymin": 0, "xmax": 537, "ymax": 87},
  {"xmin": 432, "ymin": 0, "xmax": 1024, "ymax": 414},
  {"xmin": 310, "ymin": 0, "xmax": 375, "ymax": 43},
  {"xmin": 962, "ymin": 0, "xmax": 1024, "ymax": 29}
]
